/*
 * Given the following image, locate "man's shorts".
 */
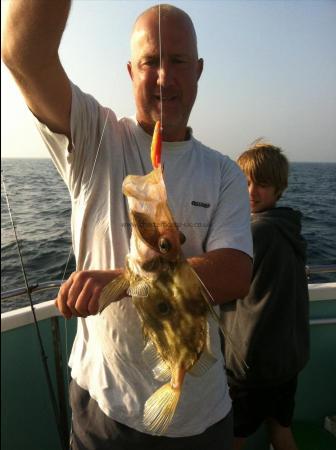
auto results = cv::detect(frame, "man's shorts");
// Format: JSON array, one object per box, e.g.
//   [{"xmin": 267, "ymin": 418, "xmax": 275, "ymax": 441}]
[
  {"xmin": 230, "ymin": 375, "xmax": 298, "ymax": 438},
  {"xmin": 69, "ymin": 380, "xmax": 233, "ymax": 450}
]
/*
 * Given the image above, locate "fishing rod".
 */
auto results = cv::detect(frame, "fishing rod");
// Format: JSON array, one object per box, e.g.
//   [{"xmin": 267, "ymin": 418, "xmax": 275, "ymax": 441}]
[{"xmin": 1, "ymin": 170, "xmax": 69, "ymax": 450}]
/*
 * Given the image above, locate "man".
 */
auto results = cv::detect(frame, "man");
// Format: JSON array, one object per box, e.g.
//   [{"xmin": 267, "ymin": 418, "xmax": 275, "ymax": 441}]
[{"xmin": 2, "ymin": 2, "xmax": 252, "ymax": 449}]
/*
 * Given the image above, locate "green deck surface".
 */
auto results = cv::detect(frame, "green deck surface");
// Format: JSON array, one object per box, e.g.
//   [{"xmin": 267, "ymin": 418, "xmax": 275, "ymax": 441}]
[
  {"xmin": 244, "ymin": 298, "xmax": 336, "ymax": 450},
  {"xmin": 293, "ymin": 422, "xmax": 336, "ymax": 450},
  {"xmin": 1, "ymin": 316, "xmax": 76, "ymax": 450},
  {"xmin": 2, "ymin": 298, "xmax": 335, "ymax": 450}
]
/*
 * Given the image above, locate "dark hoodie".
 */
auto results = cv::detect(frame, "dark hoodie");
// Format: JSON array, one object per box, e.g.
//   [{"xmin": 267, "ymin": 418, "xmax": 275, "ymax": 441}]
[{"xmin": 221, "ymin": 207, "xmax": 310, "ymax": 387}]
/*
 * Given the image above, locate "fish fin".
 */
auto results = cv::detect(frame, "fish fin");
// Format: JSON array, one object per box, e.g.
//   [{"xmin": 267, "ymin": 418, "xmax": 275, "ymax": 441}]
[
  {"xmin": 152, "ymin": 362, "xmax": 171, "ymax": 382},
  {"xmin": 189, "ymin": 321, "xmax": 217, "ymax": 376},
  {"xmin": 205, "ymin": 293, "xmax": 249, "ymax": 377},
  {"xmin": 142, "ymin": 341, "xmax": 171, "ymax": 381},
  {"xmin": 143, "ymin": 383, "xmax": 180, "ymax": 434},
  {"xmin": 220, "ymin": 325, "xmax": 249, "ymax": 377},
  {"xmin": 98, "ymin": 274, "xmax": 130, "ymax": 313},
  {"xmin": 189, "ymin": 347, "xmax": 217, "ymax": 377},
  {"xmin": 202, "ymin": 287, "xmax": 249, "ymax": 377},
  {"xmin": 206, "ymin": 296, "xmax": 249, "ymax": 377},
  {"xmin": 127, "ymin": 280, "xmax": 150, "ymax": 297},
  {"xmin": 188, "ymin": 265, "xmax": 249, "ymax": 377}
]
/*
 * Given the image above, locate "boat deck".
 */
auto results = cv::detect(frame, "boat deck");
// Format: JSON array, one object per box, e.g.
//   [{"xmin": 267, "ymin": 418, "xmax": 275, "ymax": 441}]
[{"xmin": 1, "ymin": 282, "xmax": 336, "ymax": 450}]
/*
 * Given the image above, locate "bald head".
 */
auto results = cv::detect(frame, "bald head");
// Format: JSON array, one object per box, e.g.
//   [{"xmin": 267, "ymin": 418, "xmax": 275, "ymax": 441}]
[
  {"xmin": 127, "ymin": 3, "xmax": 203, "ymax": 141},
  {"xmin": 131, "ymin": 4, "xmax": 198, "ymax": 60}
]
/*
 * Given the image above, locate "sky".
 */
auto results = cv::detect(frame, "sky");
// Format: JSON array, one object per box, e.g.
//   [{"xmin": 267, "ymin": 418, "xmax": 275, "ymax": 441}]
[{"xmin": 1, "ymin": 0, "xmax": 336, "ymax": 162}]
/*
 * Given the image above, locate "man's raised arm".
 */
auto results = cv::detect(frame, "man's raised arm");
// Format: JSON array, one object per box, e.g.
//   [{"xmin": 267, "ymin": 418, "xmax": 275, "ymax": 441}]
[{"xmin": 1, "ymin": 0, "xmax": 72, "ymax": 139}]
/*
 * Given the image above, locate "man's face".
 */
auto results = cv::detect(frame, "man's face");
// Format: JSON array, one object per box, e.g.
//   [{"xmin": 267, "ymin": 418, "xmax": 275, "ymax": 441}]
[
  {"xmin": 247, "ymin": 177, "xmax": 278, "ymax": 213},
  {"xmin": 128, "ymin": 11, "xmax": 203, "ymax": 141}
]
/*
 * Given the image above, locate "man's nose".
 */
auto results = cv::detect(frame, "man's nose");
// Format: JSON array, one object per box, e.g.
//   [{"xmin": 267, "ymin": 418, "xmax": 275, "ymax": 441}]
[{"xmin": 157, "ymin": 62, "xmax": 173, "ymax": 87}]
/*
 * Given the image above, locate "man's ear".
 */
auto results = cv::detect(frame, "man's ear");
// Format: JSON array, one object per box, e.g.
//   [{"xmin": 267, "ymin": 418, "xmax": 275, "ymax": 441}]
[
  {"xmin": 127, "ymin": 61, "xmax": 133, "ymax": 80},
  {"xmin": 197, "ymin": 58, "xmax": 204, "ymax": 81}
]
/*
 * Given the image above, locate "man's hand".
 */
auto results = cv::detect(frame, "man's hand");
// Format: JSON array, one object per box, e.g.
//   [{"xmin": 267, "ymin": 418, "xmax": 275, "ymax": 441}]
[{"xmin": 55, "ymin": 269, "xmax": 124, "ymax": 319}]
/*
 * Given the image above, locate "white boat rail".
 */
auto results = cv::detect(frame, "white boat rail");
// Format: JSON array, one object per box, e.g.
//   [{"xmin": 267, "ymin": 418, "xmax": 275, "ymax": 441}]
[
  {"xmin": 1, "ymin": 282, "xmax": 335, "ymax": 332},
  {"xmin": 306, "ymin": 264, "xmax": 336, "ymax": 277},
  {"xmin": 1, "ymin": 265, "xmax": 336, "ymax": 302},
  {"xmin": 1, "ymin": 280, "xmax": 64, "ymax": 301}
]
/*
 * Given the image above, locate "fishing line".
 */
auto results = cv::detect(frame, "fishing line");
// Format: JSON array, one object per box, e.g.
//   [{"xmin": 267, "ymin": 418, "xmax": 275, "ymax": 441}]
[
  {"xmin": 58, "ymin": 107, "xmax": 113, "ymax": 448},
  {"xmin": 61, "ymin": 246, "xmax": 73, "ymax": 391},
  {"xmin": 1, "ymin": 170, "xmax": 68, "ymax": 450},
  {"xmin": 61, "ymin": 248, "xmax": 73, "ymax": 283},
  {"xmin": 88, "ymin": 108, "xmax": 110, "ymax": 187},
  {"xmin": 62, "ymin": 107, "xmax": 110, "ymax": 392},
  {"xmin": 158, "ymin": 4, "xmax": 163, "ymax": 133}
]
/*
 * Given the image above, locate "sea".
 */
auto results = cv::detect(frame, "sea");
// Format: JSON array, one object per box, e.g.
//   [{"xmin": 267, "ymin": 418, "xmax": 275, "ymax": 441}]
[{"xmin": 1, "ymin": 158, "xmax": 336, "ymax": 313}]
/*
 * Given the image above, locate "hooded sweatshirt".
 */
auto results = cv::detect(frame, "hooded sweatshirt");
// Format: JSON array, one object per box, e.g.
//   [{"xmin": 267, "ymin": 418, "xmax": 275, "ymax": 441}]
[{"xmin": 221, "ymin": 207, "xmax": 310, "ymax": 387}]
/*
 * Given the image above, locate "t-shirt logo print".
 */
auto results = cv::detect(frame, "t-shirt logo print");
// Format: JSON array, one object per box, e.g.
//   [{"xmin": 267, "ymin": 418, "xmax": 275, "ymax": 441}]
[{"xmin": 191, "ymin": 201, "xmax": 210, "ymax": 208}]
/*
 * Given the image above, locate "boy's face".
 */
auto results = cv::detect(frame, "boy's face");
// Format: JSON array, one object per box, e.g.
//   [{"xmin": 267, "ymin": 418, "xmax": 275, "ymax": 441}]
[{"xmin": 247, "ymin": 177, "xmax": 278, "ymax": 213}]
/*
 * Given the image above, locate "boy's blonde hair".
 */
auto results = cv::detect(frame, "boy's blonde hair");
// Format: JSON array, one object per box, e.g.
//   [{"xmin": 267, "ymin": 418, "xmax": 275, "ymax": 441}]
[{"xmin": 237, "ymin": 139, "xmax": 289, "ymax": 199}]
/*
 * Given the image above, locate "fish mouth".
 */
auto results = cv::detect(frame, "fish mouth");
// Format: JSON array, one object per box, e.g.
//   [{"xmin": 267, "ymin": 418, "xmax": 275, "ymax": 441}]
[
  {"xmin": 141, "ymin": 257, "xmax": 161, "ymax": 272},
  {"xmin": 140, "ymin": 256, "xmax": 174, "ymax": 273}
]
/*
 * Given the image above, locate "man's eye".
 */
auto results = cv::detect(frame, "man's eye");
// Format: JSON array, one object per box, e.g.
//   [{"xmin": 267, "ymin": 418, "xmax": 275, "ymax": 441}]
[
  {"xmin": 142, "ymin": 60, "xmax": 158, "ymax": 67},
  {"xmin": 173, "ymin": 58, "xmax": 187, "ymax": 65}
]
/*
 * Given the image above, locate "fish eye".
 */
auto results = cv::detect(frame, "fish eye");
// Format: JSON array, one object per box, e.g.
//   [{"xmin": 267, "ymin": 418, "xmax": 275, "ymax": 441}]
[
  {"xmin": 158, "ymin": 237, "xmax": 171, "ymax": 254},
  {"xmin": 156, "ymin": 301, "xmax": 171, "ymax": 315}
]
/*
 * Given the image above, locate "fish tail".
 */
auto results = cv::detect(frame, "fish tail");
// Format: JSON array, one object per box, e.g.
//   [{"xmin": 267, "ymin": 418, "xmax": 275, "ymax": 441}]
[{"xmin": 143, "ymin": 383, "xmax": 180, "ymax": 434}]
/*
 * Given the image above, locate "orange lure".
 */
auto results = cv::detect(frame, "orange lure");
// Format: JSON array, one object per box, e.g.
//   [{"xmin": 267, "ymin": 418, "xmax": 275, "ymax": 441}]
[{"xmin": 150, "ymin": 121, "xmax": 162, "ymax": 168}]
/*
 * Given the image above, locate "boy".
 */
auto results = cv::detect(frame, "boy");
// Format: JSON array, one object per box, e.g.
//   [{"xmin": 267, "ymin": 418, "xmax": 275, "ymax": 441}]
[{"xmin": 221, "ymin": 141, "xmax": 309, "ymax": 450}]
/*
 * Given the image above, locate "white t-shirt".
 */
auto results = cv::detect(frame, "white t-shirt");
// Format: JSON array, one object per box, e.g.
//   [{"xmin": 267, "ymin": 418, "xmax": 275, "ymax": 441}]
[{"xmin": 35, "ymin": 83, "xmax": 252, "ymax": 437}]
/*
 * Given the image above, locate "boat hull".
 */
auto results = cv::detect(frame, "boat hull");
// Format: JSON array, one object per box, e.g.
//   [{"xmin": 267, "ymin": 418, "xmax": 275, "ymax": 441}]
[{"xmin": 1, "ymin": 283, "xmax": 336, "ymax": 450}]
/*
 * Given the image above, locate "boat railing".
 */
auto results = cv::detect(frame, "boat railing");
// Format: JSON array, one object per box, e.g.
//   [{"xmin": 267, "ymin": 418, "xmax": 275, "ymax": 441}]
[
  {"xmin": 305, "ymin": 264, "xmax": 336, "ymax": 277},
  {"xmin": 0, "ymin": 265, "xmax": 335, "ymax": 330},
  {"xmin": 1, "ymin": 280, "xmax": 64, "ymax": 301},
  {"xmin": 1, "ymin": 264, "xmax": 336, "ymax": 301}
]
